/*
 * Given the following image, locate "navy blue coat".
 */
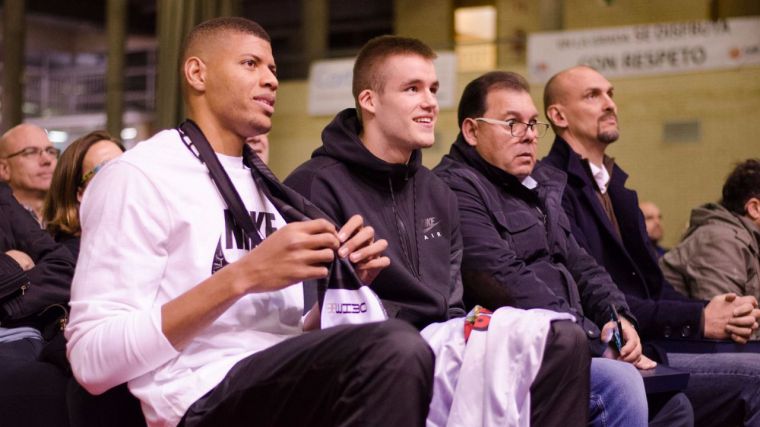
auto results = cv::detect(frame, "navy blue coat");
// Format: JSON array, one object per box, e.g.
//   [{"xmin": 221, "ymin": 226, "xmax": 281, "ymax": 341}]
[
  {"xmin": 435, "ymin": 137, "xmax": 633, "ymax": 356},
  {"xmin": 542, "ymin": 137, "xmax": 705, "ymax": 341}
]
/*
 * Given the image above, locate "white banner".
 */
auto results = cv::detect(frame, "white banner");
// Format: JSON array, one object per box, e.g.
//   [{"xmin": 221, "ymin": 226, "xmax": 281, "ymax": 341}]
[
  {"xmin": 307, "ymin": 52, "xmax": 458, "ymax": 116},
  {"xmin": 527, "ymin": 16, "xmax": 760, "ymax": 83}
]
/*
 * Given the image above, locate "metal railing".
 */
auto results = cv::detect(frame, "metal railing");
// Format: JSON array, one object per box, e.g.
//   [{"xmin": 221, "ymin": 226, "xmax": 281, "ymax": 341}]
[
  {"xmin": 0, "ymin": 38, "xmax": 525, "ymax": 119},
  {"xmin": 1, "ymin": 49, "xmax": 157, "ymax": 118}
]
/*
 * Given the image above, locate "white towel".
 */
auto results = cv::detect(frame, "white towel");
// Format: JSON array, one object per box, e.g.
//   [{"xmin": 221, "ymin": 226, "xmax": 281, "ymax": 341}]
[{"xmin": 422, "ymin": 307, "xmax": 575, "ymax": 427}]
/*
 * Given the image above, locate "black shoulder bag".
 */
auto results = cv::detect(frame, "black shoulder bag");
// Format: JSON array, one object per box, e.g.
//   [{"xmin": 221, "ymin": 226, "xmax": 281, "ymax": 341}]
[{"xmin": 177, "ymin": 120, "xmax": 386, "ymax": 328}]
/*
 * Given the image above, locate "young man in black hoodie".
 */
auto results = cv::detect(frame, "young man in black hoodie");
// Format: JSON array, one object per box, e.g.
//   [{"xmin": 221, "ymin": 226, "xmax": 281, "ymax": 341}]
[{"xmin": 286, "ymin": 35, "xmax": 590, "ymax": 426}]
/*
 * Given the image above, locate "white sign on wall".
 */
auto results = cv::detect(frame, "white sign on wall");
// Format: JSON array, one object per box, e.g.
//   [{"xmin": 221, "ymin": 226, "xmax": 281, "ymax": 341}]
[
  {"xmin": 527, "ymin": 16, "xmax": 760, "ymax": 83},
  {"xmin": 307, "ymin": 52, "xmax": 457, "ymax": 116}
]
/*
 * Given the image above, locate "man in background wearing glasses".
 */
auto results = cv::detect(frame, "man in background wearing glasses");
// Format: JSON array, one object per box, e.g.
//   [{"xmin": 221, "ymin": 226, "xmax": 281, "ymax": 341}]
[
  {"xmin": 434, "ymin": 71, "xmax": 694, "ymax": 426},
  {"xmin": 0, "ymin": 124, "xmax": 59, "ymax": 224}
]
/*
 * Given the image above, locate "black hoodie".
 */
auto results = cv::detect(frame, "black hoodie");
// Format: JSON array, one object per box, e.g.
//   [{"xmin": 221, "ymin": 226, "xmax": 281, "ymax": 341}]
[{"xmin": 285, "ymin": 108, "xmax": 466, "ymax": 330}]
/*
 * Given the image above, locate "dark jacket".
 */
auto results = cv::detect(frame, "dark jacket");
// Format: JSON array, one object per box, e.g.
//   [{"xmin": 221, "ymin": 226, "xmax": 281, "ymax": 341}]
[
  {"xmin": 285, "ymin": 108, "xmax": 466, "ymax": 330},
  {"xmin": 434, "ymin": 136, "xmax": 632, "ymax": 356},
  {"xmin": 0, "ymin": 182, "xmax": 74, "ymax": 329},
  {"xmin": 542, "ymin": 136, "xmax": 705, "ymax": 341},
  {"xmin": 54, "ymin": 232, "xmax": 80, "ymax": 261}
]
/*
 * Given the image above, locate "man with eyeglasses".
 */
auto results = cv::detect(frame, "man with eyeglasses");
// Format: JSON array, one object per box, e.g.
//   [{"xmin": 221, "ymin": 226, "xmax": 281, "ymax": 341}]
[
  {"xmin": 542, "ymin": 65, "xmax": 760, "ymax": 426},
  {"xmin": 0, "ymin": 124, "xmax": 59, "ymax": 224},
  {"xmin": 434, "ymin": 71, "xmax": 694, "ymax": 426}
]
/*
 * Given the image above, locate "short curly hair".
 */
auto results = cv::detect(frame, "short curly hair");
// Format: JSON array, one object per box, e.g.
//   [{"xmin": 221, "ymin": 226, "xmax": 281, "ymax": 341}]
[{"xmin": 721, "ymin": 158, "xmax": 760, "ymax": 215}]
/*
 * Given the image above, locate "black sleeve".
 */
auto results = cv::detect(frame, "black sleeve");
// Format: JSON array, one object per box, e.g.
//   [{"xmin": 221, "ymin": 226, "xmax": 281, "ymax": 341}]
[
  {"xmin": 561, "ymin": 188, "xmax": 704, "ymax": 340},
  {"xmin": 286, "ymin": 165, "xmax": 401, "ymax": 318},
  {"xmin": 285, "ymin": 165, "xmax": 345, "ymax": 313},
  {"xmin": 0, "ymin": 190, "xmax": 74, "ymax": 322},
  {"xmin": 562, "ymin": 222, "xmax": 635, "ymax": 329},
  {"xmin": 446, "ymin": 201, "xmax": 466, "ymax": 318},
  {"xmin": 0, "ymin": 252, "xmax": 28, "ymax": 298},
  {"xmin": 285, "ymin": 166, "xmax": 346, "ymax": 225},
  {"xmin": 623, "ymin": 292, "xmax": 705, "ymax": 340}
]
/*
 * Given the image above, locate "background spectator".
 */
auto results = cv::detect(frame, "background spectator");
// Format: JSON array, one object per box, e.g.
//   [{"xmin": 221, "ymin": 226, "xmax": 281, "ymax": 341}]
[
  {"xmin": 0, "ymin": 181, "xmax": 74, "ymax": 427},
  {"xmin": 245, "ymin": 132, "xmax": 269, "ymax": 164},
  {"xmin": 661, "ymin": 159, "xmax": 760, "ymax": 310},
  {"xmin": 43, "ymin": 130, "xmax": 125, "ymax": 259},
  {"xmin": 640, "ymin": 201, "xmax": 668, "ymax": 257},
  {"xmin": 0, "ymin": 124, "xmax": 59, "ymax": 225}
]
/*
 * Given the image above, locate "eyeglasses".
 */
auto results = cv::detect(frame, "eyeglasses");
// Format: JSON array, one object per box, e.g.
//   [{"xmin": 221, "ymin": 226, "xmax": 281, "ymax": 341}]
[
  {"xmin": 80, "ymin": 161, "xmax": 109, "ymax": 186},
  {"xmin": 474, "ymin": 118, "xmax": 550, "ymax": 138},
  {"xmin": 1, "ymin": 146, "xmax": 61, "ymax": 160}
]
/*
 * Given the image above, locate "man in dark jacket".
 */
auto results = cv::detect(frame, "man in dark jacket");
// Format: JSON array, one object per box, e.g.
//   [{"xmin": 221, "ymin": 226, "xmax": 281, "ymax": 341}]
[
  {"xmin": 0, "ymin": 124, "xmax": 58, "ymax": 225},
  {"xmin": 0, "ymin": 181, "xmax": 74, "ymax": 426},
  {"xmin": 542, "ymin": 65, "xmax": 760, "ymax": 426},
  {"xmin": 0, "ymin": 181, "xmax": 73, "ymax": 352},
  {"xmin": 432, "ymin": 70, "xmax": 692, "ymax": 427},
  {"xmin": 286, "ymin": 36, "xmax": 590, "ymax": 426}
]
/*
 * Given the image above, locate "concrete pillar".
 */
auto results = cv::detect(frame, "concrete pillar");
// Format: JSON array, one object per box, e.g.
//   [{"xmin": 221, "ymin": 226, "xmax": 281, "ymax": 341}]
[
  {"xmin": 2, "ymin": 0, "xmax": 26, "ymax": 132},
  {"xmin": 106, "ymin": 0, "xmax": 127, "ymax": 138},
  {"xmin": 495, "ymin": 0, "xmax": 540, "ymax": 67},
  {"xmin": 155, "ymin": 0, "xmax": 185, "ymax": 130},
  {"xmin": 539, "ymin": 0, "xmax": 563, "ymax": 31},
  {"xmin": 302, "ymin": 0, "xmax": 328, "ymax": 71},
  {"xmin": 155, "ymin": 0, "xmax": 240, "ymax": 130},
  {"xmin": 394, "ymin": 0, "xmax": 454, "ymax": 50}
]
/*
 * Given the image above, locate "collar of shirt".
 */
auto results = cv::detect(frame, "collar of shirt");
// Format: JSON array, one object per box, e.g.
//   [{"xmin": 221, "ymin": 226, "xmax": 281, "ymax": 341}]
[
  {"xmin": 22, "ymin": 204, "xmax": 44, "ymax": 228},
  {"xmin": 521, "ymin": 175, "xmax": 538, "ymax": 190},
  {"xmin": 587, "ymin": 161, "xmax": 610, "ymax": 194}
]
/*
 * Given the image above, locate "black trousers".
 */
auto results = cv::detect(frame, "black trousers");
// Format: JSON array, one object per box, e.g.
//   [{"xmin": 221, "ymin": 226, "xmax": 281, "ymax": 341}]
[
  {"xmin": 649, "ymin": 392, "xmax": 694, "ymax": 427},
  {"xmin": 67, "ymin": 380, "xmax": 146, "ymax": 427},
  {"xmin": 529, "ymin": 320, "xmax": 591, "ymax": 427},
  {"xmin": 0, "ymin": 338, "xmax": 69, "ymax": 427},
  {"xmin": 180, "ymin": 319, "xmax": 435, "ymax": 427}
]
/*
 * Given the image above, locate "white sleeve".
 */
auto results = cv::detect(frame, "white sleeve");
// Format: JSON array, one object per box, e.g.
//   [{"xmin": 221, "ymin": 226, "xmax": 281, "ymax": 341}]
[{"xmin": 65, "ymin": 161, "xmax": 180, "ymax": 395}]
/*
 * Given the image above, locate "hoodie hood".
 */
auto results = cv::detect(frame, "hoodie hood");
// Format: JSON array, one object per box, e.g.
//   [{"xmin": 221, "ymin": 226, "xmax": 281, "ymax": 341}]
[
  {"xmin": 314, "ymin": 108, "xmax": 421, "ymax": 186},
  {"xmin": 685, "ymin": 202, "xmax": 760, "ymax": 241}
]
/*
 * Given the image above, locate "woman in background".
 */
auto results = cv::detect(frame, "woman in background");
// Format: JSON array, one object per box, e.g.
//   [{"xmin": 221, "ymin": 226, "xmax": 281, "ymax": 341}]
[{"xmin": 43, "ymin": 130, "xmax": 124, "ymax": 259}]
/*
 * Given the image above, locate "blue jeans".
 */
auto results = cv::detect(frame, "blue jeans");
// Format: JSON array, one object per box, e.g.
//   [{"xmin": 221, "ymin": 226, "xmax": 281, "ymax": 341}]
[
  {"xmin": 589, "ymin": 358, "xmax": 648, "ymax": 427},
  {"xmin": 668, "ymin": 352, "xmax": 760, "ymax": 427}
]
